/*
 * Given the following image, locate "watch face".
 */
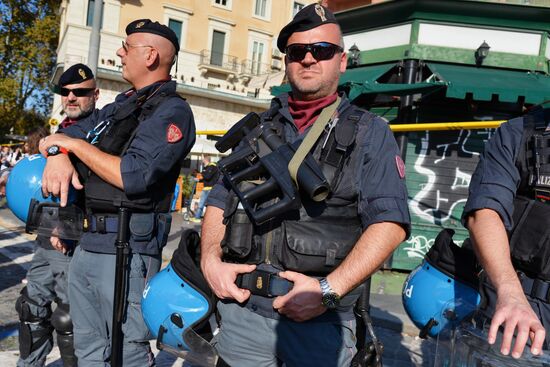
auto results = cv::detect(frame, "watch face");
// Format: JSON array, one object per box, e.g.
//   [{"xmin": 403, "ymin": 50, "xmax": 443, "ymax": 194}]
[
  {"xmin": 47, "ymin": 145, "xmax": 60, "ymax": 156},
  {"xmin": 322, "ymin": 293, "xmax": 340, "ymax": 309}
]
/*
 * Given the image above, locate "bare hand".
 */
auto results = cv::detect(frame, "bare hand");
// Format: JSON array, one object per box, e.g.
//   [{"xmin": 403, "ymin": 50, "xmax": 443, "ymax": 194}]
[
  {"xmin": 490, "ymin": 291, "xmax": 546, "ymax": 358},
  {"xmin": 272, "ymin": 271, "xmax": 326, "ymax": 322},
  {"xmin": 41, "ymin": 154, "xmax": 83, "ymax": 206},
  {"xmin": 201, "ymin": 257, "xmax": 256, "ymax": 303},
  {"xmin": 50, "ymin": 236, "xmax": 70, "ymax": 254}
]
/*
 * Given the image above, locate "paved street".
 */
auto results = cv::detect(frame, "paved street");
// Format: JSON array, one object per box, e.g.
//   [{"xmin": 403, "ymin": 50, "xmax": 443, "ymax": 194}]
[{"xmin": 0, "ymin": 203, "xmax": 437, "ymax": 366}]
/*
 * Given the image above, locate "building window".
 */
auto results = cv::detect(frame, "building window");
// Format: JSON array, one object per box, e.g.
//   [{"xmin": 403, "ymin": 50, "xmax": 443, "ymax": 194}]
[
  {"xmin": 86, "ymin": 0, "xmax": 104, "ymax": 28},
  {"xmin": 211, "ymin": 30, "xmax": 226, "ymax": 66},
  {"xmin": 252, "ymin": 41, "xmax": 265, "ymax": 75},
  {"xmin": 213, "ymin": 0, "xmax": 231, "ymax": 9},
  {"xmin": 254, "ymin": 0, "xmax": 268, "ymax": 17},
  {"xmin": 168, "ymin": 19, "xmax": 182, "ymax": 45},
  {"xmin": 293, "ymin": 2, "xmax": 305, "ymax": 16}
]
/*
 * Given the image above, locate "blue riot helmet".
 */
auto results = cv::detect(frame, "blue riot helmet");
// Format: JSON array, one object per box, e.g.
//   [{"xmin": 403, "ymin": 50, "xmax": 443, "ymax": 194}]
[
  {"xmin": 142, "ymin": 229, "xmax": 219, "ymax": 367},
  {"xmin": 6, "ymin": 154, "xmax": 82, "ymax": 240},
  {"xmin": 402, "ymin": 229, "xmax": 481, "ymax": 338},
  {"xmin": 403, "ymin": 260, "xmax": 481, "ymax": 338},
  {"xmin": 6, "ymin": 154, "xmax": 56, "ymax": 222}
]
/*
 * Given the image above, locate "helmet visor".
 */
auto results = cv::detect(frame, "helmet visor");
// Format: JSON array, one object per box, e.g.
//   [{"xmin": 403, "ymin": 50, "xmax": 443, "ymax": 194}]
[{"xmin": 156, "ymin": 315, "xmax": 218, "ymax": 367}]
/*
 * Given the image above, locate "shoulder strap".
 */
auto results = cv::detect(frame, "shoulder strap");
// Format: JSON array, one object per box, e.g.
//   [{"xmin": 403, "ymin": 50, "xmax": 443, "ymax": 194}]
[{"xmin": 288, "ymin": 96, "xmax": 341, "ymax": 188}]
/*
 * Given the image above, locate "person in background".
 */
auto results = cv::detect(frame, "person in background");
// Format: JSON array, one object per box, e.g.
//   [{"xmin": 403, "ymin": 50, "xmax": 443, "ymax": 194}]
[
  {"xmin": 15, "ymin": 63, "xmax": 98, "ymax": 367},
  {"xmin": 191, "ymin": 155, "xmax": 219, "ymax": 223}
]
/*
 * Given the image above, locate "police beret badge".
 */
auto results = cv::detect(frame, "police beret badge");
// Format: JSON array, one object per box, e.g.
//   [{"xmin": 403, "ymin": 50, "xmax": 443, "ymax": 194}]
[
  {"xmin": 277, "ymin": 3, "xmax": 338, "ymax": 52},
  {"xmin": 56, "ymin": 63, "xmax": 94, "ymax": 89}
]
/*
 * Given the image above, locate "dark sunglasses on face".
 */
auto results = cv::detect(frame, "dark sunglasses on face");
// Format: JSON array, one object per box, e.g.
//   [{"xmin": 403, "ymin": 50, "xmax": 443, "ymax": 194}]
[
  {"xmin": 285, "ymin": 42, "xmax": 344, "ymax": 62},
  {"xmin": 58, "ymin": 87, "xmax": 95, "ymax": 97}
]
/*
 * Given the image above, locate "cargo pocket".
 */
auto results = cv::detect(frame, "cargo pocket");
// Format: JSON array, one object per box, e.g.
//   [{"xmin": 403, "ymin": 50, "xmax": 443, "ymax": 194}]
[{"xmin": 280, "ymin": 219, "xmax": 361, "ymax": 275}]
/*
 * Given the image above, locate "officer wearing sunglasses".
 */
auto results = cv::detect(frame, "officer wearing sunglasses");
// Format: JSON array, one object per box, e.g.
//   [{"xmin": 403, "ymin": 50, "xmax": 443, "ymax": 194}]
[
  {"xmin": 54, "ymin": 63, "xmax": 99, "ymax": 129},
  {"xmin": 201, "ymin": 4, "xmax": 410, "ymax": 367},
  {"xmin": 15, "ymin": 63, "xmax": 98, "ymax": 367},
  {"xmin": 39, "ymin": 19, "xmax": 196, "ymax": 366}
]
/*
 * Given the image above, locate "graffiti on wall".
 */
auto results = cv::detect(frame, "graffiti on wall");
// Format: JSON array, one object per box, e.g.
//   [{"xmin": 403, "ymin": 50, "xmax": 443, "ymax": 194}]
[
  {"xmin": 409, "ymin": 129, "xmax": 494, "ymax": 225},
  {"xmin": 398, "ymin": 128, "xmax": 495, "ymax": 264}
]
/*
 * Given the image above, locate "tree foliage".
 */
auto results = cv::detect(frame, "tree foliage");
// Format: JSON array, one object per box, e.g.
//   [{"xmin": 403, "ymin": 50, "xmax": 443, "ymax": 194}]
[{"xmin": 0, "ymin": 0, "xmax": 59, "ymax": 139}]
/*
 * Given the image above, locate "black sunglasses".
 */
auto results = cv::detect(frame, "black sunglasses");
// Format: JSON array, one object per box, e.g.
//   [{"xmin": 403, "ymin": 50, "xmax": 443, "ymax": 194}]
[
  {"xmin": 58, "ymin": 87, "xmax": 95, "ymax": 97},
  {"xmin": 285, "ymin": 42, "xmax": 344, "ymax": 62}
]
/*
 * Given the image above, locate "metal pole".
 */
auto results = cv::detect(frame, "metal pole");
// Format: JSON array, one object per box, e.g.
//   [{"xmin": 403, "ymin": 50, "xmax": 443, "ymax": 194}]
[
  {"xmin": 111, "ymin": 208, "xmax": 131, "ymax": 367},
  {"xmin": 87, "ymin": 0, "xmax": 103, "ymax": 75},
  {"xmin": 382, "ymin": 59, "xmax": 419, "ymax": 269}
]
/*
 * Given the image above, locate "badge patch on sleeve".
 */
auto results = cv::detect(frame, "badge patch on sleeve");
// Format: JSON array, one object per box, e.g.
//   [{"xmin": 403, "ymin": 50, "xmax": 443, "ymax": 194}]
[
  {"xmin": 167, "ymin": 123, "xmax": 183, "ymax": 143},
  {"xmin": 395, "ymin": 155, "xmax": 406, "ymax": 179}
]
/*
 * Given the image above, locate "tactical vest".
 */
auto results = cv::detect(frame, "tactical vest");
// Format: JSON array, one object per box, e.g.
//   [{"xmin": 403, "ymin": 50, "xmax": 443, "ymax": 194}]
[
  {"xmin": 83, "ymin": 89, "xmax": 181, "ymax": 214},
  {"xmin": 221, "ymin": 100, "xmax": 373, "ymax": 276},
  {"xmin": 509, "ymin": 108, "xmax": 550, "ymax": 280}
]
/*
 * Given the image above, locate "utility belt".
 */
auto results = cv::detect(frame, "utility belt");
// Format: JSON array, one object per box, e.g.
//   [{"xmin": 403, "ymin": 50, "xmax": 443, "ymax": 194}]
[
  {"xmin": 519, "ymin": 272, "xmax": 550, "ymax": 304},
  {"xmin": 236, "ymin": 269, "xmax": 293, "ymax": 297},
  {"xmin": 85, "ymin": 212, "xmax": 172, "ymax": 245}
]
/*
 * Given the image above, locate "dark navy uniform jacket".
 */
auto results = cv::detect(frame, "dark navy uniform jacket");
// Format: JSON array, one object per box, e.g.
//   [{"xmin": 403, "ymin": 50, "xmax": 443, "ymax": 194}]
[
  {"xmin": 462, "ymin": 118, "xmax": 524, "ymax": 229},
  {"xmin": 207, "ymin": 93, "xmax": 411, "ymax": 232},
  {"xmin": 207, "ymin": 93, "xmax": 410, "ymax": 321},
  {"xmin": 61, "ymin": 81, "xmax": 196, "ymax": 254}
]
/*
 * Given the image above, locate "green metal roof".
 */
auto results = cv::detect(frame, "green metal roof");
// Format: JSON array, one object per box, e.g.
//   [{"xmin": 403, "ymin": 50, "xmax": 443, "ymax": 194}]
[
  {"xmin": 337, "ymin": 0, "xmax": 550, "ymax": 35},
  {"xmin": 271, "ymin": 63, "xmax": 444, "ymax": 99},
  {"xmin": 271, "ymin": 62, "xmax": 550, "ymax": 105},
  {"xmin": 427, "ymin": 63, "xmax": 550, "ymax": 103}
]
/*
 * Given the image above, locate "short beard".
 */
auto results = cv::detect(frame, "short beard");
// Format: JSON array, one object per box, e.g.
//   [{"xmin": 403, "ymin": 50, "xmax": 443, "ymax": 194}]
[{"xmin": 64, "ymin": 104, "xmax": 94, "ymax": 120}]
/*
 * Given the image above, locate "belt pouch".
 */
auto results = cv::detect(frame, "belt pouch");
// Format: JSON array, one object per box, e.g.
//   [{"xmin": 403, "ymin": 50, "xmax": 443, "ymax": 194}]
[
  {"xmin": 221, "ymin": 209, "xmax": 254, "ymax": 260},
  {"xmin": 155, "ymin": 213, "xmax": 172, "ymax": 247},
  {"xmin": 129, "ymin": 213, "xmax": 155, "ymax": 242}
]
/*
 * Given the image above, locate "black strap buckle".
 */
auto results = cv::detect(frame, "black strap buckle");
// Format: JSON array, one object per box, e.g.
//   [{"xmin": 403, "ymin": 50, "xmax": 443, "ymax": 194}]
[{"xmin": 236, "ymin": 270, "xmax": 293, "ymax": 298}]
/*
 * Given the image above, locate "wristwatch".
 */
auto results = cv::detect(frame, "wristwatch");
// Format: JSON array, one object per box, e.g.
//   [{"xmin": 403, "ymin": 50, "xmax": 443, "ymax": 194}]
[
  {"xmin": 319, "ymin": 277, "xmax": 340, "ymax": 309},
  {"xmin": 46, "ymin": 145, "xmax": 69, "ymax": 157}
]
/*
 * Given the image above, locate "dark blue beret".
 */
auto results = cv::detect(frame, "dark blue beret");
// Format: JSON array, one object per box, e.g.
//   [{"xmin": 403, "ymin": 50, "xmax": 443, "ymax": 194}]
[
  {"xmin": 277, "ymin": 3, "xmax": 338, "ymax": 52},
  {"xmin": 126, "ymin": 19, "xmax": 180, "ymax": 53},
  {"xmin": 58, "ymin": 63, "xmax": 94, "ymax": 87}
]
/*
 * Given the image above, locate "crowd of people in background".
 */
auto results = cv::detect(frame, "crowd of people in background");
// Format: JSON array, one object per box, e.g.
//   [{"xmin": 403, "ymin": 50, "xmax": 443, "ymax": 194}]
[
  {"xmin": 0, "ymin": 127, "xmax": 50, "ymax": 197},
  {"xmin": 1, "ymin": 143, "xmax": 29, "ymax": 171}
]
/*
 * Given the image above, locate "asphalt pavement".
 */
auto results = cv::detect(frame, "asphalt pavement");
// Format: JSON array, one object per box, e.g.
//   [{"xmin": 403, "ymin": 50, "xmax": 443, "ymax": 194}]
[{"xmin": 0, "ymin": 203, "xmax": 437, "ymax": 366}]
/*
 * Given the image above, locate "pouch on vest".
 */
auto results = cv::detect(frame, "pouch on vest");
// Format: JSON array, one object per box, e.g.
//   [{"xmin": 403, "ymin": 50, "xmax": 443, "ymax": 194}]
[
  {"xmin": 129, "ymin": 212, "xmax": 156, "ymax": 242},
  {"xmin": 156, "ymin": 213, "xmax": 172, "ymax": 248},
  {"xmin": 220, "ymin": 190, "xmax": 257, "ymax": 261},
  {"xmin": 509, "ymin": 196, "xmax": 550, "ymax": 280},
  {"xmin": 280, "ymin": 214, "xmax": 362, "ymax": 275}
]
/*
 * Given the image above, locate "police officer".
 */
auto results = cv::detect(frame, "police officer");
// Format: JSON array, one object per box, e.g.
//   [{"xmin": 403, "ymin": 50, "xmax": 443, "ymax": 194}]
[
  {"xmin": 16, "ymin": 63, "xmax": 98, "ymax": 367},
  {"xmin": 463, "ymin": 107, "xmax": 549, "ymax": 359},
  {"xmin": 38, "ymin": 19, "xmax": 196, "ymax": 366},
  {"xmin": 200, "ymin": 4, "xmax": 410, "ymax": 366}
]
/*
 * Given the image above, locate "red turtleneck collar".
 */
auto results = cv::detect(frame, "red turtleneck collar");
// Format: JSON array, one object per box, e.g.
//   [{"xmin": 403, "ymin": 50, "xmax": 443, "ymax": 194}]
[
  {"xmin": 287, "ymin": 93, "xmax": 338, "ymax": 134},
  {"xmin": 60, "ymin": 117, "xmax": 78, "ymax": 129}
]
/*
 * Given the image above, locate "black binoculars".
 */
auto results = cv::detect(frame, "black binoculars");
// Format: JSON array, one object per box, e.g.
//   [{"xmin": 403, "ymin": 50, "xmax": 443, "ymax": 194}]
[{"xmin": 215, "ymin": 112, "xmax": 329, "ymax": 224}]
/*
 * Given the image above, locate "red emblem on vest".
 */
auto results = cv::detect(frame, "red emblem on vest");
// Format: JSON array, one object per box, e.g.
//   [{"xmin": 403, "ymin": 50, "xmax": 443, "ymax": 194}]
[
  {"xmin": 395, "ymin": 155, "xmax": 406, "ymax": 179},
  {"xmin": 167, "ymin": 124, "xmax": 183, "ymax": 143}
]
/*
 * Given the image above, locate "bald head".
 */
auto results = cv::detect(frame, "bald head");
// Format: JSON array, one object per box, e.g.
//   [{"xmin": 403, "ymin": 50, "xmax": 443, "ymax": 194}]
[{"xmin": 140, "ymin": 32, "xmax": 177, "ymax": 71}]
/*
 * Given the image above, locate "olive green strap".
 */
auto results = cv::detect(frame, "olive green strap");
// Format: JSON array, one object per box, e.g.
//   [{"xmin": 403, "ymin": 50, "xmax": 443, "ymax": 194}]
[{"xmin": 288, "ymin": 96, "xmax": 341, "ymax": 197}]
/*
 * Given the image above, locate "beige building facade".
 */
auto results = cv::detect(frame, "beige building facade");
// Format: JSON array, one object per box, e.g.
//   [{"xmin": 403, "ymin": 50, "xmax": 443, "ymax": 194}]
[{"xmin": 52, "ymin": 0, "xmax": 318, "ymax": 158}]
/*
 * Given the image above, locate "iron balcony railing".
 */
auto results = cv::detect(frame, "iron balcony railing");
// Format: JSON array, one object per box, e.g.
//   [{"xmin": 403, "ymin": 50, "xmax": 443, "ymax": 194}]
[
  {"xmin": 199, "ymin": 49, "xmax": 239, "ymax": 72},
  {"xmin": 240, "ymin": 59, "xmax": 274, "ymax": 76}
]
